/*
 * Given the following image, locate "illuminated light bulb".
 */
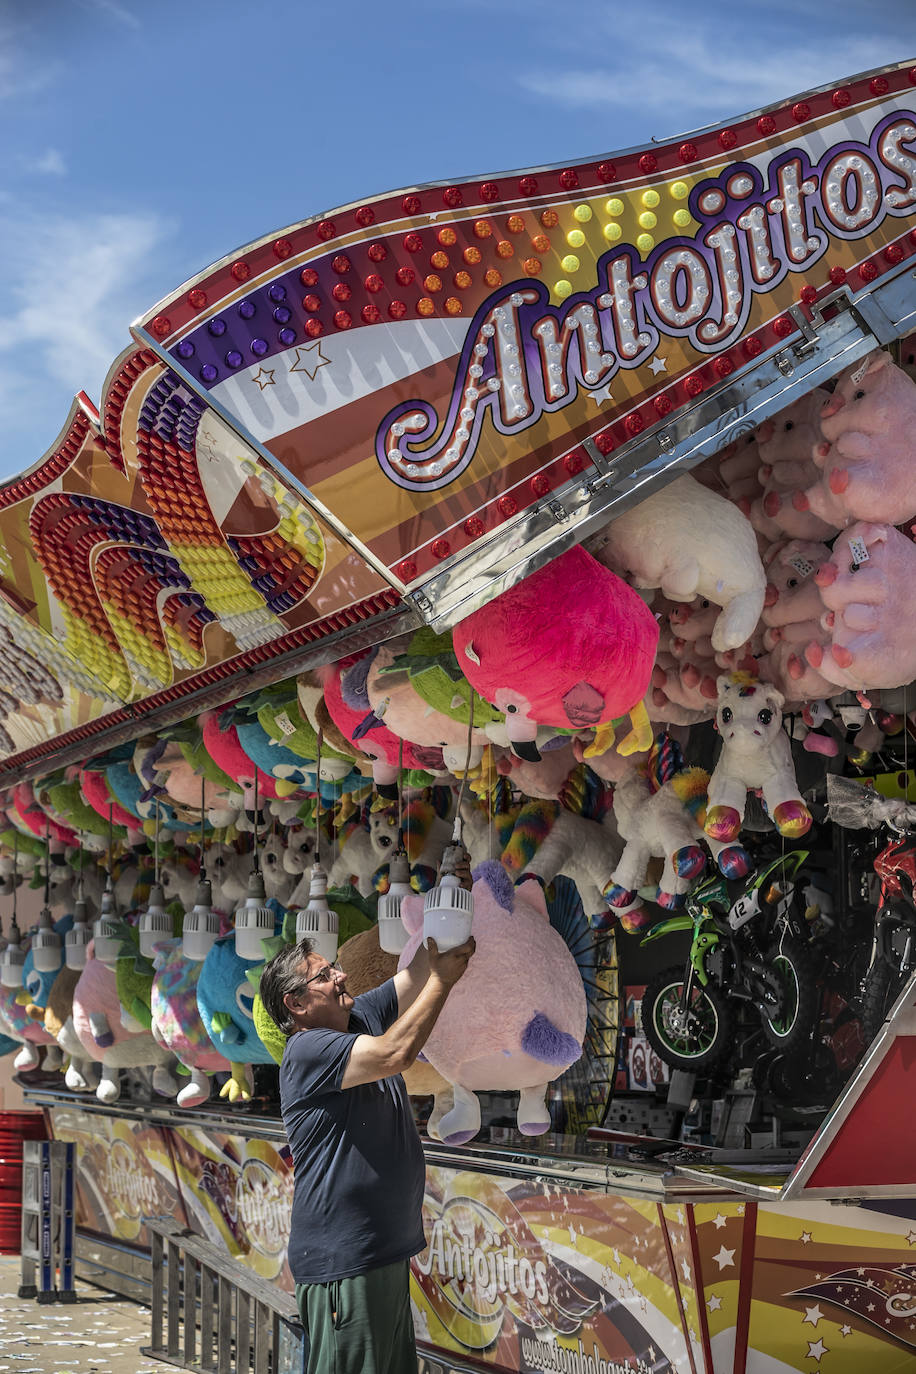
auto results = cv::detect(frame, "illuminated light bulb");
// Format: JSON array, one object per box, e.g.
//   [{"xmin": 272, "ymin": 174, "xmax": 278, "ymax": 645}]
[
  {"xmin": 604, "ymin": 198, "xmax": 624, "ymax": 218},
  {"xmin": 603, "ymin": 223, "xmax": 622, "ymax": 242},
  {"xmin": 560, "ymin": 255, "xmax": 580, "ymax": 273},
  {"xmin": 430, "ymin": 251, "xmax": 449, "ymax": 270},
  {"xmin": 672, "ymin": 209, "xmax": 692, "ymax": 229},
  {"xmin": 417, "ymin": 297, "xmax": 436, "ymax": 317},
  {"xmin": 464, "ymin": 515, "xmax": 485, "ymax": 537},
  {"xmin": 93, "ymin": 885, "xmax": 121, "ymax": 965},
  {"xmin": 636, "ymin": 233, "xmax": 655, "ymax": 254},
  {"xmin": 454, "ymin": 270, "xmax": 472, "ymax": 289},
  {"xmin": 522, "ymin": 258, "xmax": 542, "ymax": 276},
  {"xmin": 182, "ymin": 877, "xmax": 220, "ymax": 961},
  {"xmin": 368, "ymin": 242, "xmax": 387, "ymax": 262},
  {"xmin": 305, "ymin": 320, "xmax": 323, "ymax": 338},
  {"xmin": 554, "ymin": 280, "xmax": 572, "ymax": 299},
  {"xmin": 484, "ymin": 269, "xmax": 502, "ymax": 287},
  {"xmin": 0, "ymin": 918, "xmax": 25, "ymax": 988},
  {"xmin": 473, "ymin": 220, "xmax": 492, "ymax": 239},
  {"xmin": 139, "ymin": 882, "xmax": 172, "ymax": 959},
  {"xmin": 234, "ymin": 870, "xmax": 275, "ymax": 962},
  {"xmin": 641, "ymin": 190, "xmax": 660, "ymax": 208},
  {"xmin": 65, "ymin": 897, "xmax": 91, "ymax": 970},
  {"xmin": 424, "ymin": 274, "xmax": 443, "ymax": 293},
  {"xmin": 495, "ymin": 240, "xmax": 514, "ymax": 259},
  {"xmin": 300, "ymin": 268, "xmax": 319, "ymax": 286},
  {"xmin": 423, "ymin": 842, "xmax": 474, "ymax": 952},
  {"xmin": 573, "ymin": 204, "xmax": 593, "ymax": 222},
  {"xmin": 444, "ymin": 297, "xmax": 463, "ymax": 314},
  {"xmin": 638, "ymin": 211, "xmax": 657, "ymax": 229},
  {"xmin": 377, "ymin": 852, "xmax": 412, "ymax": 954},
  {"xmin": 506, "ymin": 215, "xmax": 526, "ymax": 234},
  {"xmin": 531, "ymin": 234, "xmax": 550, "ymax": 253},
  {"xmin": 566, "ymin": 229, "xmax": 585, "ymax": 248},
  {"xmin": 295, "ymin": 863, "xmax": 339, "ymax": 962}
]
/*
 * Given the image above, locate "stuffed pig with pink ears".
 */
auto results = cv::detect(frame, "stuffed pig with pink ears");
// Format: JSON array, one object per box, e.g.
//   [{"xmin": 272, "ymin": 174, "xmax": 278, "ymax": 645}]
[
  {"xmin": 798, "ymin": 350, "xmax": 916, "ymax": 528},
  {"xmin": 749, "ymin": 388, "xmax": 839, "ymax": 542},
  {"xmin": 453, "ymin": 545, "xmax": 658, "ymax": 762},
  {"xmin": 804, "ymin": 522, "xmax": 916, "ymax": 691},
  {"xmin": 756, "ymin": 539, "xmax": 838, "ymax": 702},
  {"xmin": 397, "ymin": 863, "xmax": 587, "ymax": 1144}
]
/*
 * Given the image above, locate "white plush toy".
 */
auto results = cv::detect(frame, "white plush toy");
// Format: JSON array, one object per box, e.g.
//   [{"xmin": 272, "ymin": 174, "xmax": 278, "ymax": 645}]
[
  {"xmin": 704, "ymin": 675, "xmax": 813, "ymax": 843},
  {"xmin": 595, "ymin": 473, "xmax": 767, "ymax": 652},
  {"xmin": 603, "ymin": 749, "xmax": 752, "ymax": 926}
]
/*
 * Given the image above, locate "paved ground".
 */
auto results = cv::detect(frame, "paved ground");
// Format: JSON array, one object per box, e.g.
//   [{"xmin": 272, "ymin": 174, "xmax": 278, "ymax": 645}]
[{"xmin": 0, "ymin": 1254, "xmax": 173, "ymax": 1374}]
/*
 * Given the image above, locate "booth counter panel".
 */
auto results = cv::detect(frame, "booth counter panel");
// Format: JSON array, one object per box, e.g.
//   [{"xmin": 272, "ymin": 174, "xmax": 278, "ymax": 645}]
[{"xmin": 35, "ymin": 1096, "xmax": 916, "ymax": 1372}]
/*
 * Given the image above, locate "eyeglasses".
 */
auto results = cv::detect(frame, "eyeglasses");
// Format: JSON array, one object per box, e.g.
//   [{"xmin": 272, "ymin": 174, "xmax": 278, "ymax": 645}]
[{"xmin": 300, "ymin": 960, "xmax": 343, "ymax": 989}]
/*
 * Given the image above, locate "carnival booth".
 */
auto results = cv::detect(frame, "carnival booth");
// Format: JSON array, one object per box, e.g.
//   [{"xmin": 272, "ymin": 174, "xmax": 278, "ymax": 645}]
[{"xmin": 3, "ymin": 59, "xmax": 916, "ymax": 1374}]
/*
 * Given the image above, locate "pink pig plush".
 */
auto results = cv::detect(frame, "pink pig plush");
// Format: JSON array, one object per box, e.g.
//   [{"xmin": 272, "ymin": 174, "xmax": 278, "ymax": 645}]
[
  {"xmin": 804, "ymin": 523, "xmax": 916, "ymax": 691},
  {"xmin": 453, "ymin": 545, "xmax": 658, "ymax": 761},
  {"xmin": 397, "ymin": 863, "xmax": 587, "ymax": 1143},
  {"xmin": 756, "ymin": 540, "xmax": 837, "ymax": 700},
  {"xmin": 750, "ymin": 389, "xmax": 839, "ymax": 541},
  {"xmin": 798, "ymin": 351, "xmax": 916, "ymax": 528}
]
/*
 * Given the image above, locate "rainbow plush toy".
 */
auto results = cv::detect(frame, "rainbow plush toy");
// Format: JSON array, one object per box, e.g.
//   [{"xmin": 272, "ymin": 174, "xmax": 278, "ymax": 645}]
[{"xmin": 453, "ymin": 546, "xmax": 658, "ymax": 762}]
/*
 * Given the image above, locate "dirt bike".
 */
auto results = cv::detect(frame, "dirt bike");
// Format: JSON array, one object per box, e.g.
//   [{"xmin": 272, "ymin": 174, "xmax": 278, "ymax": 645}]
[
  {"xmin": 640, "ymin": 851, "xmax": 817, "ymax": 1073},
  {"xmin": 860, "ymin": 833, "xmax": 916, "ymax": 1045}
]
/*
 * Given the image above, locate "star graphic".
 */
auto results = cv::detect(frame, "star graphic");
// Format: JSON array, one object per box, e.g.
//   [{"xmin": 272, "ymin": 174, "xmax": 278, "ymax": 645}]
[
  {"xmin": 712, "ymin": 1213, "xmax": 728, "ymax": 1229},
  {"xmin": 840, "ymin": 1325, "xmax": 852, "ymax": 1337},
  {"xmin": 906, "ymin": 1230, "xmax": 916, "ymax": 1246},
  {"xmin": 589, "ymin": 384, "xmax": 614, "ymax": 405},
  {"xmin": 707, "ymin": 1294, "xmax": 722, "ymax": 1312},
  {"xmin": 648, "ymin": 355, "xmax": 668, "ymax": 376},
  {"xmin": 251, "ymin": 366, "xmax": 275, "ymax": 391},
  {"xmin": 677, "ymin": 1207, "xmax": 685, "ymax": 1224},
  {"xmin": 737, "ymin": 1204, "xmax": 745, "ymax": 1215},
  {"xmin": 867, "ymin": 1302, "xmax": 875, "ymax": 1312},
  {"xmin": 681, "ymin": 1258, "xmax": 691, "ymax": 1281},
  {"xmin": 613, "ymin": 1249, "xmax": 621, "ymax": 1266},
  {"xmin": 856, "ymin": 1268, "xmax": 866, "ymax": 1276},
  {"xmin": 807, "ymin": 1338, "xmax": 828, "ymax": 1360},
  {"xmin": 714, "ymin": 1245, "xmax": 736, "ymax": 1270},
  {"xmin": 289, "ymin": 342, "xmax": 331, "ymax": 381},
  {"xmin": 799, "ymin": 1232, "xmax": 813, "ymax": 1244},
  {"xmin": 803, "ymin": 1305, "xmax": 823, "ymax": 1328}
]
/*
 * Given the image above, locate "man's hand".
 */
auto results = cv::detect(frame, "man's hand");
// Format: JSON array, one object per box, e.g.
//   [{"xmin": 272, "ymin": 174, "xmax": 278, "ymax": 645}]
[{"xmin": 426, "ymin": 936, "xmax": 476, "ymax": 988}]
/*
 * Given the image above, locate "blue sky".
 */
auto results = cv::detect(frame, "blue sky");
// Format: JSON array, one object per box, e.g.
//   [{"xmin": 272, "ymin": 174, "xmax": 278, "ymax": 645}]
[{"xmin": 1, "ymin": 0, "xmax": 914, "ymax": 480}]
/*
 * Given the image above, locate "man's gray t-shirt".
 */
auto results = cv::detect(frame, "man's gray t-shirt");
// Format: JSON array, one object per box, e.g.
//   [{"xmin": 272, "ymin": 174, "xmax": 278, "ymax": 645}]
[{"xmin": 280, "ymin": 979, "xmax": 426, "ymax": 1284}]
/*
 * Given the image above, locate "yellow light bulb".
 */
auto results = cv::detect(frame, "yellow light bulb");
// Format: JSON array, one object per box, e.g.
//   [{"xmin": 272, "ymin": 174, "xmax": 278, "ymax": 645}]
[
  {"xmin": 671, "ymin": 181, "xmax": 689, "ymax": 200},
  {"xmin": 642, "ymin": 189, "xmax": 660, "ymax": 208},
  {"xmin": 605, "ymin": 198, "xmax": 624, "ymax": 216},
  {"xmin": 573, "ymin": 204, "xmax": 593, "ymax": 223},
  {"xmin": 673, "ymin": 208, "xmax": 692, "ymax": 228},
  {"xmin": 560, "ymin": 254, "xmax": 580, "ymax": 273},
  {"xmin": 636, "ymin": 233, "xmax": 655, "ymax": 254},
  {"xmin": 638, "ymin": 211, "xmax": 657, "ymax": 229},
  {"xmin": 554, "ymin": 280, "xmax": 572, "ymax": 299},
  {"xmin": 603, "ymin": 222, "xmax": 622, "ymax": 242},
  {"xmin": 566, "ymin": 229, "xmax": 585, "ymax": 248}
]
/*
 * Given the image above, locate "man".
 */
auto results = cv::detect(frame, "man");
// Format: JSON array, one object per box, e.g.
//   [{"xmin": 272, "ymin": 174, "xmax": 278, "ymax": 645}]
[{"xmin": 259, "ymin": 931, "xmax": 475, "ymax": 1374}]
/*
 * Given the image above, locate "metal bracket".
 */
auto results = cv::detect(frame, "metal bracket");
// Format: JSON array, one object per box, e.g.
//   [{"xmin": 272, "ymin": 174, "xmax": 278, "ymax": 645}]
[{"xmin": 581, "ymin": 436, "xmax": 619, "ymax": 488}]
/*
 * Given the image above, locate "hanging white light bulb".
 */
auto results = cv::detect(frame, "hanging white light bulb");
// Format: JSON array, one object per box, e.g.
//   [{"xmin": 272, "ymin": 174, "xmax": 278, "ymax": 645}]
[
  {"xmin": 0, "ymin": 916, "xmax": 25, "ymax": 988},
  {"xmin": 183, "ymin": 876, "xmax": 219, "ymax": 961},
  {"xmin": 423, "ymin": 837, "xmax": 474, "ymax": 952},
  {"xmin": 295, "ymin": 862, "xmax": 339, "ymax": 963},
  {"xmin": 138, "ymin": 881, "xmax": 172, "ymax": 958},
  {"xmin": 30, "ymin": 906, "xmax": 62, "ymax": 973},
  {"xmin": 93, "ymin": 882, "xmax": 122, "ymax": 965},
  {"xmin": 65, "ymin": 895, "xmax": 91, "ymax": 970},
  {"xmin": 377, "ymin": 850, "xmax": 412, "ymax": 954},
  {"xmin": 234, "ymin": 869, "xmax": 274, "ymax": 961}
]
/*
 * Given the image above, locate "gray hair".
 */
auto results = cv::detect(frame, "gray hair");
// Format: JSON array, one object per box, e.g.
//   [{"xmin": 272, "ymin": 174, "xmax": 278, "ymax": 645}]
[{"xmin": 258, "ymin": 938, "xmax": 314, "ymax": 1036}]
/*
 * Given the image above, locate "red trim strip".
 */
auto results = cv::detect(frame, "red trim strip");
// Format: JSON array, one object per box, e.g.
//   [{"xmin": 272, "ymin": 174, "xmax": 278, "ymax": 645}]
[
  {"xmin": 657, "ymin": 1202, "xmax": 699, "ymax": 1374},
  {"xmin": 732, "ymin": 1202, "xmax": 758, "ymax": 1374}
]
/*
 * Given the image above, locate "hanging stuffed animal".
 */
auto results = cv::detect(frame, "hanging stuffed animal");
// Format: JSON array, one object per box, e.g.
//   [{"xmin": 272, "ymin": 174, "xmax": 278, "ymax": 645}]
[
  {"xmin": 454, "ymin": 545, "xmax": 658, "ymax": 762},
  {"xmin": 798, "ymin": 351, "xmax": 916, "ymax": 528},
  {"xmin": 321, "ymin": 652, "xmax": 447, "ymax": 789},
  {"xmin": 150, "ymin": 934, "xmax": 236, "ymax": 1107},
  {"xmin": 595, "ymin": 473, "xmax": 767, "ymax": 653},
  {"xmin": 703, "ymin": 675, "xmax": 812, "ymax": 843},
  {"xmin": 397, "ymin": 864, "xmax": 587, "ymax": 1144},
  {"xmin": 602, "ymin": 737, "xmax": 751, "ymax": 924},
  {"xmin": 749, "ymin": 388, "xmax": 838, "ymax": 541}
]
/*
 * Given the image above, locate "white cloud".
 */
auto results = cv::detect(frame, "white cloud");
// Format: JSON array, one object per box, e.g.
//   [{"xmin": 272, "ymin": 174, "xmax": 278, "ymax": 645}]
[
  {"xmin": 516, "ymin": 16, "xmax": 908, "ymax": 130},
  {"xmin": 0, "ymin": 209, "xmax": 175, "ymax": 475},
  {"xmin": 30, "ymin": 148, "xmax": 66, "ymax": 176},
  {"xmin": 0, "ymin": 21, "xmax": 60, "ymax": 101},
  {"xmin": 78, "ymin": 0, "xmax": 142, "ymax": 29}
]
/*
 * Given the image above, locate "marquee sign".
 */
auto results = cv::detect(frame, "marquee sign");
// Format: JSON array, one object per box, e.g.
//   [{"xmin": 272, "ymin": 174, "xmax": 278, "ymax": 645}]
[{"xmin": 0, "ymin": 62, "xmax": 915, "ymax": 779}]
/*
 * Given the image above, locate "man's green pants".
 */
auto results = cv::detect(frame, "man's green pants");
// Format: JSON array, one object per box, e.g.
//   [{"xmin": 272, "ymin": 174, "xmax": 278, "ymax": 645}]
[{"xmin": 296, "ymin": 1258, "xmax": 417, "ymax": 1374}]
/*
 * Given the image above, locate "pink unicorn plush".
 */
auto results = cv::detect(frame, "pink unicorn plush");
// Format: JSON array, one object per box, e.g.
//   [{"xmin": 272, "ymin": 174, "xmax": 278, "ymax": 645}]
[{"xmin": 397, "ymin": 863, "xmax": 587, "ymax": 1143}]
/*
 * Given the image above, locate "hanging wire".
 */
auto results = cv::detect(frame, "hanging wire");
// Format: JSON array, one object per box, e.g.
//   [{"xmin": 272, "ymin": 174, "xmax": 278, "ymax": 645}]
[
  {"xmin": 107, "ymin": 802, "xmax": 114, "ymax": 890},
  {"xmin": 11, "ymin": 830, "xmax": 18, "ymax": 927},
  {"xmin": 252, "ymin": 770, "xmax": 260, "ymax": 876},
  {"xmin": 43, "ymin": 817, "xmax": 50, "ymax": 910},
  {"xmin": 314, "ymin": 731, "xmax": 323, "ymax": 867},
  {"xmin": 397, "ymin": 737, "xmax": 404, "ymax": 851},
  {"xmin": 76, "ymin": 830, "xmax": 84, "ymax": 904},
  {"xmin": 153, "ymin": 797, "xmax": 160, "ymax": 885},
  {"xmin": 200, "ymin": 775, "xmax": 207, "ymax": 880},
  {"xmin": 454, "ymin": 707, "xmax": 475, "ymax": 843}
]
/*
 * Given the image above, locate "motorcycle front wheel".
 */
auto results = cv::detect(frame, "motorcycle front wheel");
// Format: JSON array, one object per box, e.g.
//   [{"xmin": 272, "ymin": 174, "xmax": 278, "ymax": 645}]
[
  {"xmin": 760, "ymin": 937, "xmax": 817, "ymax": 1050},
  {"xmin": 861, "ymin": 952, "xmax": 912, "ymax": 1047},
  {"xmin": 643, "ymin": 966, "xmax": 733, "ymax": 1072}
]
